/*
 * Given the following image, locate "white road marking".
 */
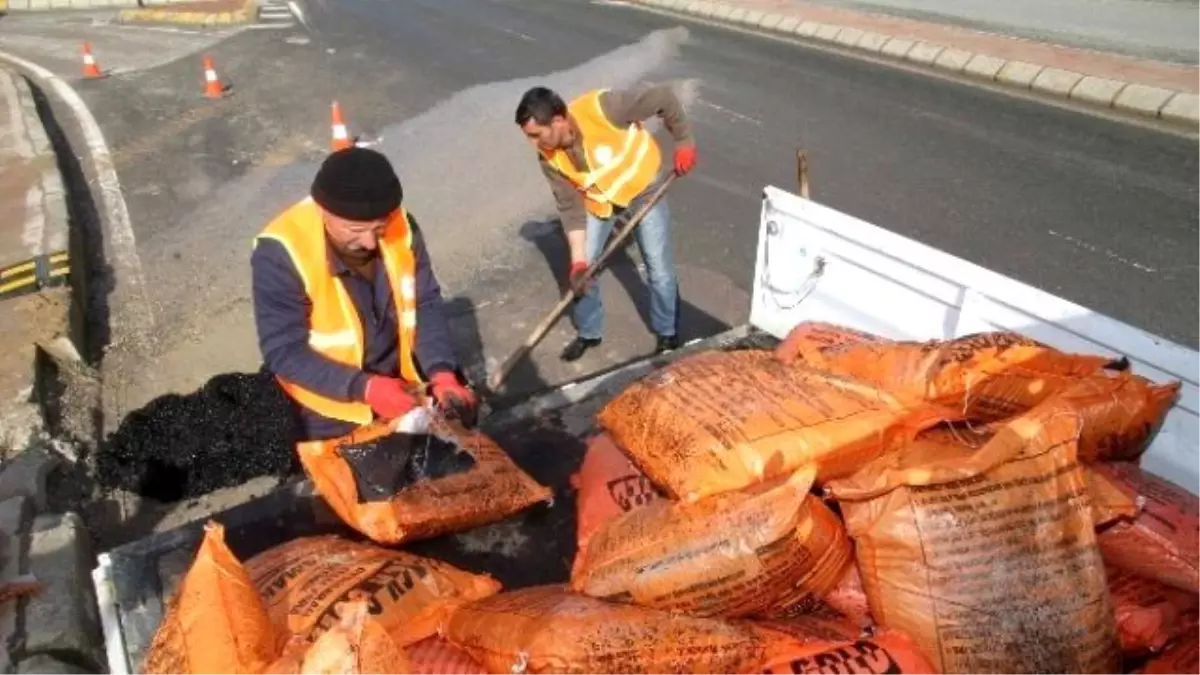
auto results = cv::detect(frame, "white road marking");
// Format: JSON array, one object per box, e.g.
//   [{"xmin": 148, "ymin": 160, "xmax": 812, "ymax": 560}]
[
  {"xmin": 699, "ymin": 99, "xmax": 762, "ymax": 126},
  {"xmin": 0, "ymin": 48, "xmax": 154, "ymax": 336},
  {"xmin": 498, "ymin": 26, "xmax": 536, "ymax": 42},
  {"xmin": 0, "ymin": 73, "xmax": 34, "ymax": 158},
  {"xmin": 1047, "ymin": 229, "xmax": 1157, "ymax": 273},
  {"xmin": 22, "ymin": 185, "xmax": 45, "ymax": 255},
  {"xmin": 287, "ymin": 0, "xmax": 312, "ymax": 32}
]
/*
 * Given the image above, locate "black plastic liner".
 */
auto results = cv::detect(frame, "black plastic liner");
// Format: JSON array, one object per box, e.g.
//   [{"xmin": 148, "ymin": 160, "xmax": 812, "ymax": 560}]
[{"xmin": 339, "ymin": 432, "xmax": 477, "ymax": 502}]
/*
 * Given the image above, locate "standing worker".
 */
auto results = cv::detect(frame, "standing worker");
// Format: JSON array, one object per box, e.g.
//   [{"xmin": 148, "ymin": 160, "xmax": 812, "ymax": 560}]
[
  {"xmin": 514, "ymin": 84, "xmax": 698, "ymax": 362},
  {"xmin": 251, "ymin": 147, "xmax": 478, "ymax": 442}
]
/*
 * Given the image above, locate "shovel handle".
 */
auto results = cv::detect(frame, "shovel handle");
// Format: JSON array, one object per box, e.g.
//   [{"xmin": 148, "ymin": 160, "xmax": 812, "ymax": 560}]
[{"xmin": 486, "ymin": 174, "xmax": 678, "ymax": 392}]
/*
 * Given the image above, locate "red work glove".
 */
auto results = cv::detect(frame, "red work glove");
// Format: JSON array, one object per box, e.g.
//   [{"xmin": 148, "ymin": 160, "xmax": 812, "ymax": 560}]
[
  {"xmin": 673, "ymin": 143, "xmax": 697, "ymax": 175},
  {"xmin": 363, "ymin": 376, "xmax": 418, "ymax": 420},
  {"xmin": 430, "ymin": 371, "xmax": 478, "ymax": 429},
  {"xmin": 568, "ymin": 260, "xmax": 591, "ymax": 296}
]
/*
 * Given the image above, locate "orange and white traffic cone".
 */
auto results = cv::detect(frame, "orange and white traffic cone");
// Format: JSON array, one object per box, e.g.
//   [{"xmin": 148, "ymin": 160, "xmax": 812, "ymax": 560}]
[
  {"xmin": 331, "ymin": 101, "xmax": 353, "ymax": 151},
  {"xmin": 81, "ymin": 43, "xmax": 103, "ymax": 79},
  {"xmin": 202, "ymin": 55, "xmax": 226, "ymax": 98}
]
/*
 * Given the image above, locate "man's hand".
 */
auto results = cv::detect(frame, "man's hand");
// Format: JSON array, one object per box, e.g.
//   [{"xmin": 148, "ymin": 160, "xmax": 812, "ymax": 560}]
[
  {"xmin": 673, "ymin": 143, "xmax": 697, "ymax": 175},
  {"xmin": 568, "ymin": 260, "xmax": 591, "ymax": 296},
  {"xmin": 363, "ymin": 376, "xmax": 418, "ymax": 419},
  {"xmin": 430, "ymin": 371, "xmax": 479, "ymax": 429}
]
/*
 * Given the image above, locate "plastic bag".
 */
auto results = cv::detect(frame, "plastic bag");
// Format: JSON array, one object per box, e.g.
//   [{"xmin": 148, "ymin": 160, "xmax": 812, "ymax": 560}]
[
  {"xmin": 828, "ymin": 406, "xmax": 1120, "ymax": 673},
  {"xmin": 776, "ymin": 327, "xmax": 1117, "ymax": 421},
  {"xmin": 297, "ymin": 418, "xmax": 552, "ymax": 544},
  {"xmin": 597, "ymin": 350, "xmax": 946, "ymax": 502},
  {"xmin": 569, "ymin": 432, "xmax": 663, "ymax": 578},
  {"xmin": 572, "ymin": 467, "xmax": 851, "ymax": 617},
  {"xmin": 443, "ymin": 585, "xmax": 804, "ymax": 674},
  {"xmin": 1109, "ymin": 564, "xmax": 1199, "ymax": 656},
  {"xmin": 143, "ymin": 522, "xmax": 279, "ymax": 674},
  {"xmin": 761, "ymin": 630, "xmax": 935, "ymax": 675},
  {"xmin": 1091, "ymin": 461, "xmax": 1200, "ymax": 592},
  {"xmin": 245, "ymin": 535, "xmax": 500, "ymax": 647},
  {"xmin": 405, "ymin": 638, "xmax": 488, "ymax": 674}
]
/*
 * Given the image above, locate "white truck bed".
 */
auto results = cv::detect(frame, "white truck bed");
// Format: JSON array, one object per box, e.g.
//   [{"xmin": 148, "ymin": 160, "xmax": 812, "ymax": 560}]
[
  {"xmin": 94, "ymin": 182, "xmax": 1199, "ymax": 674},
  {"xmin": 750, "ymin": 185, "xmax": 1198, "ymax": 494}
]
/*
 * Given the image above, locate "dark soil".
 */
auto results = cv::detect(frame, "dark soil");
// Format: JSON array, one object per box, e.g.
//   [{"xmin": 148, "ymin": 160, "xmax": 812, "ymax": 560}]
[{"xmin": 96, "ymin": 370, "xmax": 300, "ymax": 502}]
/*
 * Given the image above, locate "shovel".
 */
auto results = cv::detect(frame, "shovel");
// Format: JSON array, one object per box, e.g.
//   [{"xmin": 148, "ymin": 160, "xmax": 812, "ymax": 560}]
[{"xmin": 486, "ymin": 174, "xmax": 678, "ymax": 392}]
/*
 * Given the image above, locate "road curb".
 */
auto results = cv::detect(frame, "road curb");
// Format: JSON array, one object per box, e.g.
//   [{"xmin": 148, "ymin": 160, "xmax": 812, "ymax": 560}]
[
  {"xmin": 0, "ymin": 48, "xmax": 154, "ymax": 396},
  {"xmin": 116, "ymin": 0, "xmax": 258, "ymax": 27},
  {"xmin": 631, "ymin": 0, "xmax": 1200, "ymax": 129}
]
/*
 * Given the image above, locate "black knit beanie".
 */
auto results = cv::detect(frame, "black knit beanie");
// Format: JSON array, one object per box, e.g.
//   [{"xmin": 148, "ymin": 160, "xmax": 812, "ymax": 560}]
[{"xmin": 310, "ymin": 147, "xmax": 403, "ymax": 221}]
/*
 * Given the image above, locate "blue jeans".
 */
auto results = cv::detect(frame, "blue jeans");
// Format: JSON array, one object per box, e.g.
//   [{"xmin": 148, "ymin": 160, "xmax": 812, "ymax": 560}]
[{"xmin": 573, "ymin": 191, "xmax": 678, "ymax": 340}]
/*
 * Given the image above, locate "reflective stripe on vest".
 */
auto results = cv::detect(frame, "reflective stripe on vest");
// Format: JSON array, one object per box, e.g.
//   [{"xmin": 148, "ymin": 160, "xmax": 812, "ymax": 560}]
[
  {"xmin": 543, "ymin": 89, "xmax": 662, "ymax": 219},
  {"xmin": 254, "ymin": 198, "xmax": 422, "ymax": 425}
]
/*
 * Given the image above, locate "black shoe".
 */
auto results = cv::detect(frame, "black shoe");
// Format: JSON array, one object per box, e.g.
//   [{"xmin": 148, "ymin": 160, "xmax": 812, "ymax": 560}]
[
  {"xmin": 561, "ymin": 336, "xmax": 602, "ymax": 362},
  {"xmin": 654, "ymin": 334, "xmax": 681, "ymax": 355}
]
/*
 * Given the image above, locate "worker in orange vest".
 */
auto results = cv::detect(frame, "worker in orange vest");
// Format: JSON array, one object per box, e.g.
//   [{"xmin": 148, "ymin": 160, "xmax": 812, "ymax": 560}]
[
  {"xmin": 251, "ymin": 147, "xmax": 477, "ymax": 441},
  {"xmin": 515, "ymin": 84, "xmax": 697, "ymax": 362}
]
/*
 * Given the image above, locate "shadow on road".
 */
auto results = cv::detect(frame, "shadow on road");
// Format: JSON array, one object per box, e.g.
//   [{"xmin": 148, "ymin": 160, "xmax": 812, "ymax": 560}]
[{"xmin": 518, "ymin": 215, "xmax": 731, "ymax": 345}]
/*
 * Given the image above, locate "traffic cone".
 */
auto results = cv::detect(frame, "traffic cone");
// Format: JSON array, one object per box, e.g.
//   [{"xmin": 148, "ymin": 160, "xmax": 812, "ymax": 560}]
[
  {"xmin": 81, "ymin": 43, "xmax": 103, "ymax": 79},
  {"xmin": 331, "ymin": 101, "xmax": 353, "ymax": 151},
  {"xmin": 202, "ymin": 55, "xmax": 226, "ymax": 98}
]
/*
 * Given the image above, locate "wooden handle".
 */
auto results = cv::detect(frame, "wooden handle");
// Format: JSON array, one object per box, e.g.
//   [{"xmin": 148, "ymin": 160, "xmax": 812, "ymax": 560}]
[
  {"xmin": 797, "ymin": 149, "xmax": 810, "ymax": 199},
  {"xmin": 486, "ymin": 175, "xmax": 678, "ymax": 392}
]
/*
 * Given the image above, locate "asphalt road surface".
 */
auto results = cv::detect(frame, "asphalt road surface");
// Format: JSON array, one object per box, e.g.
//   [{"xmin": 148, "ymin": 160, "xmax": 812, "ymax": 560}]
[{"xmin": 8, "ymin": 0, "xmax": 1195, "ymax": 418}]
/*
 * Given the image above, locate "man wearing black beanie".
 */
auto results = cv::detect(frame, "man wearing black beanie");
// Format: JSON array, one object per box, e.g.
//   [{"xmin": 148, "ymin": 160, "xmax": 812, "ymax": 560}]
[{"xmin": 250, "ymin": 147, "xmax": 477, "ymax": 442}]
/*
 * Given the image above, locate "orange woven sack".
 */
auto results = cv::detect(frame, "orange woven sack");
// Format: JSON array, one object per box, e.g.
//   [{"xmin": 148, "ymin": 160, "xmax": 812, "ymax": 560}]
[
  {"xmin": 142, "ymin": 522, "xmax": 279, "ymax": 674},
  {"xmin": 245, "ymin": 535, "xmax": 500, "ymax": 648},
  {"xmin": 266, "ymin": 601, "xmax": 411, "ymax": 674},
  {"xmin": 443, "ymin": 585, "xmax": 805, "ymax": 674},
  {"xmin": 1108, "ymin": 564, "xmax": 1199, "ymax": 656},
  {"xmin": 828, "ymin": 406, "xmax": 1120, "ymax": 674},
  {"xmin": 572, "ymin": 467, "xmax": 850, "ymax": 617},
  {"xmin": 597, "ymin": 349, "xmax": 946, "ymax": 502},
  {"xmin": 756, "ymin": 605, "xmax": 865, "ymax": 645},
  {"xmin": 405, "ymin": 638, "xmax": 488, "ymax": 674},
  {"xmin": 1032, "ymin": 373, "xmax": 1179, "ymax": 462},
  {"xmin": 773, "ymin": 321, "xmax": 887, "ymax": 366},
  {"xmin": 569, "ymin": 432, "xmax": 663, "ymax": 578},
  {"xmin": 761, "ymin": 630, "xmax": 935, "ymax": 674},
  {"xmin": 779, "ymin": 329, "xmax": 1117, "ymax": 421},
  {"xmin": 297, "ymin": 418, "xmax": 552, "ymax": 545},
  {"xmin": 1091, "ymin": 461, "xmax": 1200, "ymax": 592},
  {"xmin": 1136, "ymin": 620, "xmax": 1199, "ymax": 674},
  {"xmin": 1085, "ymin": 464, "xmax": 1141, "ymax": 526}
]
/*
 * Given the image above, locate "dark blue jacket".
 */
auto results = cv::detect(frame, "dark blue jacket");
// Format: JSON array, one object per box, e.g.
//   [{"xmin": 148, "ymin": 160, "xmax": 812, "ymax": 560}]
[{"xmin": 251, "ymin": 211, "xmax": 458, "ymax": 441}]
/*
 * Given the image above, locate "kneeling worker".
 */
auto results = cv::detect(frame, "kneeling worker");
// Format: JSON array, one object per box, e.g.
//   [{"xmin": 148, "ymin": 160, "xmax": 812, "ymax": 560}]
[
  {"xmin": 515, "ymin": 84, "xmax": 697, "ymax": 362},
  {"xmin": 251, "ymin": 147, "xmax": 477, "ymax": 442}
]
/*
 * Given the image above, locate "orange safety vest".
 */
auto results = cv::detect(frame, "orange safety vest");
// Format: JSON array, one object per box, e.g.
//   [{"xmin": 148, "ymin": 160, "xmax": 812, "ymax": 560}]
[
  {"xmin": 254, "ymin": 198, "xmax": 422, "ymax": 425},
  {"xmin": 541, "ymin": 89, "xmax": 662, "ymax": 219}
]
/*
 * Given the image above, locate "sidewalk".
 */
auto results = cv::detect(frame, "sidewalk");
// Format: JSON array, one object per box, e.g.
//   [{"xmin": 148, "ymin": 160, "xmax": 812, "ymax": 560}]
[
  {"xmin": 802, "ymin": 0, "xmax": 1198, "ymax": 65},
  {"xmin": 633, "ymin": 0, "xmax": 1200, "ymax": 126},
  {"xmin": 0, "ymin": 66, "xmax": 71, "ymax": 456},
  {"xmin": 117, "ymin": 0, "xmax": 259, "ymax": 27}
]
